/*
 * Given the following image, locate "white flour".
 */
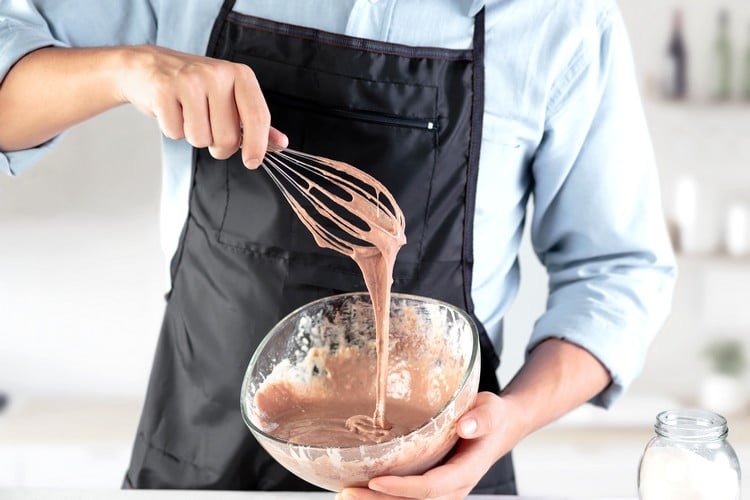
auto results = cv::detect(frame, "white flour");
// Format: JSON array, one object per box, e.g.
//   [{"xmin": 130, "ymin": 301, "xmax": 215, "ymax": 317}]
[{"xmin": 639, "ymin": 445, "xmax": 739, "ymax": 500}]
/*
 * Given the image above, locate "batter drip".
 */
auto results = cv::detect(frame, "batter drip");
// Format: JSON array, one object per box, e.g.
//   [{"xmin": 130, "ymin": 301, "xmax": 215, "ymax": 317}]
[{"xmin": 261, "ymin": 149, "xmax": 407, "ymax": 442}]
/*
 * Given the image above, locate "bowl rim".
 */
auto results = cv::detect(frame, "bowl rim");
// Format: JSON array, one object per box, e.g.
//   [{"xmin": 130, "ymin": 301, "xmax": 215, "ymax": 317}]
[{"xmin": 239, "ymin": 291, "xmax": 480, "ymax": 451}]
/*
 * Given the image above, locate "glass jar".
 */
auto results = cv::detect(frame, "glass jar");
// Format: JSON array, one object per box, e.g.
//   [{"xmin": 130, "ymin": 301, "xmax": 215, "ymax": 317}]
[{"xmin": 638, "ymin": 409, "xmax": 741, "ymax": 500}]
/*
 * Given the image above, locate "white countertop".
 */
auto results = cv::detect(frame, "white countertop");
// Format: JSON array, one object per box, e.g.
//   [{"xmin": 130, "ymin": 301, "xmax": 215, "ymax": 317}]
[{"xmin": 0, "ymin": 490, "xmax": 635, "ymax": 500}]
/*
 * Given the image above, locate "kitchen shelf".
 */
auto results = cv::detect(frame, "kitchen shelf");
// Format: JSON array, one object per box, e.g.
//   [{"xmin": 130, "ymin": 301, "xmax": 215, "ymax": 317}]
[
  {"xmin": 642, "ymin": 97, "xmax": 750, "ymax": 180},
  {"xmin": 644, "ymin": 98, "xmax": 750, "ymax": 129},
  {"xmin": 646, "ymin": 97, "xmax": 750, "ymax": 108},
  {"xmin": 676, "ymin": 252, "xmax": 750, "ymax": 266}
]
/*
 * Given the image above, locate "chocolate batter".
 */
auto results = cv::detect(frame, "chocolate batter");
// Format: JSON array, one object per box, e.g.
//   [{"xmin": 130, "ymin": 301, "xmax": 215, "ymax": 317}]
[
  {"xmin": 255, "ymin": 338, "xmax": 465, "ymax": 447},
  {"xmin": 264, "ymin": 151, "xmax": 407, "ymax": 442}
]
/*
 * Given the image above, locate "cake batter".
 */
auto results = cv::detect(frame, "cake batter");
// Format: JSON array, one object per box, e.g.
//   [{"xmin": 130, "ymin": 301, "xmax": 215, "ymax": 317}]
[{"xmin": 265, "ymin": 153, "xmax": 407, "ymax": 443}]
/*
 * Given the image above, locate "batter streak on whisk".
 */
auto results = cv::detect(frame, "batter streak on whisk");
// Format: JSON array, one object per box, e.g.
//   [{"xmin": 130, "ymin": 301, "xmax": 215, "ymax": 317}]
[{"xmin": 261, "ymin": 145, "xmax": 406, "ymax": 442}]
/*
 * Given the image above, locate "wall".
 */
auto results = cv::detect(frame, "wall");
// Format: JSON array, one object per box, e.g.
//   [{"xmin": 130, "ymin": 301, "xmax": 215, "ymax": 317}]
[{"xmin": 0, "ymin": 108, "xmax": 164, "ymax": 398}]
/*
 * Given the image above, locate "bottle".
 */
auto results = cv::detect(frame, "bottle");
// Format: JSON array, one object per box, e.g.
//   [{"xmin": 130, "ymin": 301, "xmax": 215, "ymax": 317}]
[
  {"xmin": 665, "ymin": 10, "xmax": 688, "ymax": 99},
  {"xmin": 725, "ymin": 203, "xmax": 749, "ymax": 257},
  {"xmin": 673, "ymin": 174, "xmax": 698, "ymax": 254},
  {"xmin": 638, "ymin": 409, "xmax": 741, "ymax": 500},
  {"xmin": 714, "ymin": 10, "xmax": 733, "ymax": 100},
  {"xmin": 743, "ymin": 24, "xmax": 750, "ymax": 99}
]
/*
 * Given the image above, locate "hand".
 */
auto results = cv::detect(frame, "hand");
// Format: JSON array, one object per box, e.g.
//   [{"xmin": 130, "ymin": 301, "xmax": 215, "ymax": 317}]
[
  {"xmin": 337, "ymin": 392, "xmax": 527, "ymax": 500},
  {"xmin": 115, "ymin": 45, "xmax": 287, "ymax": 168}
]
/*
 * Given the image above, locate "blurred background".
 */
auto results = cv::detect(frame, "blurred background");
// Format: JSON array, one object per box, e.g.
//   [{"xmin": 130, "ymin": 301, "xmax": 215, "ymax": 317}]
[{"xmin": 1, "ymin": 0, "xmax": 749, "ymax": 496}]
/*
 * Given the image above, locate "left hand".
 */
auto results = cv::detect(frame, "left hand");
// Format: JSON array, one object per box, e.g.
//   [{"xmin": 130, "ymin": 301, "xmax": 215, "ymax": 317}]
[{"xmin": 337, "ymin": 391, "xmax": 527, "ymax": 500}]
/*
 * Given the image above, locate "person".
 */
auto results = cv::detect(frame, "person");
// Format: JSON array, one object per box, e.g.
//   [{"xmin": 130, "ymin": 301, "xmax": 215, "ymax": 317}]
[{"xmin": 0, "ymin": 1, "xmax": 676, "ymax": 497}]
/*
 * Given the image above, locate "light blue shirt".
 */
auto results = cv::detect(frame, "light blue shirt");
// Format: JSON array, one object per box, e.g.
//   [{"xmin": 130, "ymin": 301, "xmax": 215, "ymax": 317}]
[{"xmin": 0, "ymin": 0, "xmax": 676, "ymax": 407}]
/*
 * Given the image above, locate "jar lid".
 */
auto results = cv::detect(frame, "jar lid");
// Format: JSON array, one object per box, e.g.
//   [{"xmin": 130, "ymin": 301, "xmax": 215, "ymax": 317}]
[{"xmin": 655, "ymin": 409, "xmax": 728, "ymax": 442}]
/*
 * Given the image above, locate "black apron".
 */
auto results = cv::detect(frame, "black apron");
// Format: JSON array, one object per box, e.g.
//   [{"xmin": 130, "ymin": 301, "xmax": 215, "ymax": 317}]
[{"xmin": 125, "ymin": 1, "xmax": 516, "ymax": 494}]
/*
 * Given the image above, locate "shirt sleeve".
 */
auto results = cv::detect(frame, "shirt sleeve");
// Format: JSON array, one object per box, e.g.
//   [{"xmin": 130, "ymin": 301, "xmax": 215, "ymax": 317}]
[
  {"xmin": 0, "ymin": 0, "xmax": 157, "ymax": 176},
  {"xmin": 527, "ymin": 4, "xmax": 677, "ymax": 408}
]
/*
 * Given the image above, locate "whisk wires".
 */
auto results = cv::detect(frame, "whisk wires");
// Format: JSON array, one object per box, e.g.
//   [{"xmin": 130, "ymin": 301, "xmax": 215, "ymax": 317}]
[{"xmin": 260, "ymin": 146, "xmax": 405, "ymax": 257}]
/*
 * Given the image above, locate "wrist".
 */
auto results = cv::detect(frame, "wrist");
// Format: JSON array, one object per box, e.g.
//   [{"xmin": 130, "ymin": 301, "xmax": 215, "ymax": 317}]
[
  {"xmin": 499, "ymin": 390, "xmax": 535, "ymax": 441},
  {"xmin": 108, "ymin": 45, "xmax": 154, "ymax": 105}
]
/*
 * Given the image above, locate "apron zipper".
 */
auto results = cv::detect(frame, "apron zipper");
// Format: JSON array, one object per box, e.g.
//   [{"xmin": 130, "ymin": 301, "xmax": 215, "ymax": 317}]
[{"xmin": 266, "ymin": 91, "xmax": 438, "ymax": 131}]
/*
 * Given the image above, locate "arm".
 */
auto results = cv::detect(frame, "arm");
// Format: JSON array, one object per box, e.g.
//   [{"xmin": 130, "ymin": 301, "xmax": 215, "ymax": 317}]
[
  {"xmin": 342, "ymin": 3, "xmax": 676, "ymax": 499},
  {"xmin": 0, "ymin": 45, "xmax": 286, "ymax": 164},
  {"xmin": 0, "ymin": 0, "xmax": 154, "ymax": 174},
  {"xmin": 0, "ymin": 1, "xmax": 285, "ymax": 173},
  {"xmin": 493, "ymin": 339, "xmax": 610, "ymax": 437},
  {"xmin": 0, "ymin": 47, "xmax": 125, "ymax": 151}
]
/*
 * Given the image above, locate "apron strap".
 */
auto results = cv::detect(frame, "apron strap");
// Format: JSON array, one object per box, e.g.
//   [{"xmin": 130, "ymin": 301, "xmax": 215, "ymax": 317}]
[
  {"xmin": 206, "ymin": 0, "xmax": 239, "ymax": 56},
  {"xmin": 463, "ymin": 9, "xmax": 499, "ymax": 376},
  {"xmin": 462, "ymin": 7, "xmax": 485, "ymax": 312}
]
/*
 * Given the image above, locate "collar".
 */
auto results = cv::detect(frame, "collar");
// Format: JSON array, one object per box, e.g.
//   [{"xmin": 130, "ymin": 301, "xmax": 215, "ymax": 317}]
[{"xmin": 467, "ymin": 0, "xmax": 485, "ymax": 17}]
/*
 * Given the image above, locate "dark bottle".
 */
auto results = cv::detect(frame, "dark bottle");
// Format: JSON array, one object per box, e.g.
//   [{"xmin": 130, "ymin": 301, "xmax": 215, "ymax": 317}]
[
  {"xmin": 665, "ymin": 9, "xmax": 688, "ymax": 99},
  {"xmin": 714, "ymin": 9, "xmax": 732, "ymax": 100}
]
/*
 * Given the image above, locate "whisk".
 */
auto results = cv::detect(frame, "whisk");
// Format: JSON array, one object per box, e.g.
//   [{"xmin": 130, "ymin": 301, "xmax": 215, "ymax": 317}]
[{"xmin": 259, "ymin": 144, "xmax": 406, "ymax": 256}]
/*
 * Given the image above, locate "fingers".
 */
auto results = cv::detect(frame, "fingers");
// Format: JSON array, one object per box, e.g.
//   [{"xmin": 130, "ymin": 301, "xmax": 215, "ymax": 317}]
[
  {"xmin": 349, "ymin": 424, "xmax": 511, "ymax": 500},
  {"xmin": 457, "ymin": 391, "xmax": 504, "ymax": 439},
  {"xmin": 365, "ymin": 437, "xmax": 499, "ymax": 499},
  {"xmin": 154, "ymin": 98, "xmax": 184, "ymax": 140},
  {"xmin": 206, "ymin": 70, "xmax": 241, "ymax": 160},
  {"xmin": 234, "ymin": 65, "xmax": 270, "ymax": 169},
  {"xmin": 369, "ymin": 476, "xmax": 443, "ymax": 499},
  {"xmin": 337, "ymin": 487, "xmax": 416, "ymax": 500},
  {"xmin": 179, "ymin": 87, "xmax": 212, "ymax": 148},
  {"xmin": 138, "ymin": 49, "xmax": 283, "ymax": 166},
  {"xmin": 357, "ymin": 394, "xmax": 516, "ymax": 500},
  {"xmin": 368, "ymin": 461, "xmax": 475, "ymax": 499}
]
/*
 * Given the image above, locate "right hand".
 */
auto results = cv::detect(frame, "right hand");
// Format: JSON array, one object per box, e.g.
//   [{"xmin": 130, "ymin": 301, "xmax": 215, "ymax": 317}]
[{"xmin": 115, "ymin": 45, "xmax": 287, "ymax": 168}]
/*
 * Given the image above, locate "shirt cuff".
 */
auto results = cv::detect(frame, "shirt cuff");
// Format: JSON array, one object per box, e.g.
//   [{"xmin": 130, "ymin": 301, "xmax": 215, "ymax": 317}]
[
  {"xmin": 0, "ymin": 24, "xmax": 70, "ymax": 175},
  {"xmin": 0, "ymin": 22, "xmax": 70, "ymax": 82},
  {"xmin": 0, "ymin": 136, "xmax": 63, "ymax": 176},
  {"xmin": 527, "ymin": 310, "xmax": 647, "ymax": 409}
]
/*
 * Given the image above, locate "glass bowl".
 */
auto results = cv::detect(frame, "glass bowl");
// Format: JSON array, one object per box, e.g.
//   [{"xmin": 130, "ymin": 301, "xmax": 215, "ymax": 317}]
[{"xmin": 240, "ymin": 292, "xmax": 480, "ymax": 491}]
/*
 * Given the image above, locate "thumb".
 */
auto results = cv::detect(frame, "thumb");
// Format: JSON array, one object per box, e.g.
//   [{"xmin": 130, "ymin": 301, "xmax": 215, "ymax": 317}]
[
  {"xmin": 243, "ymin": 127, "xmax": 287, "ymax": 170},
  {"xmin": 457, "ymin": 391, "xmax": 504, "ymax": 439}
]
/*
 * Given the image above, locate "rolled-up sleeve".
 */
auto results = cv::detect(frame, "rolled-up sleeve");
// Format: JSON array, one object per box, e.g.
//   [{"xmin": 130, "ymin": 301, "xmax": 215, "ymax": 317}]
[
  {"xmin": 0, "ymin": 0, "xmax": 156, "ymax": 176},
  {"xmin": 527, "ymin": 5, "xmax": 677, "ymax": 408}
]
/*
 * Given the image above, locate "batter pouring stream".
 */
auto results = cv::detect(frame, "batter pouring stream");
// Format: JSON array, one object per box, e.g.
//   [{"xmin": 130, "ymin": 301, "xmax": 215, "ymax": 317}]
[{"xmin": 261, "ymin": 147, "xmax": 407, "ymax": 442}]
